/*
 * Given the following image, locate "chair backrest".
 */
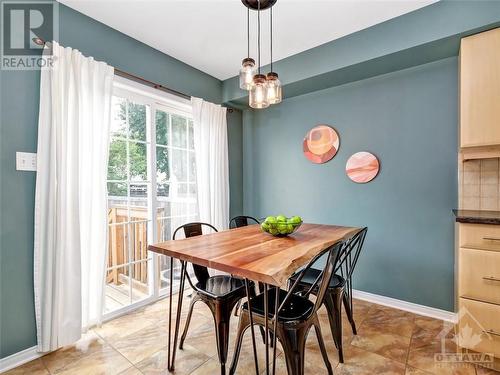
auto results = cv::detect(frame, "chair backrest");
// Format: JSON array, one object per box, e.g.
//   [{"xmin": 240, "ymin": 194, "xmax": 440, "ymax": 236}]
[
  {"xmin": 172, "ymin": 222, "xmax": 218, "ymax": 284},
  {"xmin": 229, "ymin": 215, "xmax": 260, "ymax": 229},
  {"xmin": 335, "ymin": 227, "xmax": 367, "ymax": 285},
  {"xmin": 284, "ymin": 240, "xmax": 345, "ymax": 318}
]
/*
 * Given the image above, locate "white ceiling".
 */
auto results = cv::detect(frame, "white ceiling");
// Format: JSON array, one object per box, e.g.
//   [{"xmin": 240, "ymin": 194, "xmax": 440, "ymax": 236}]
[{"xmin": 59, "ymin": 0, "xmax": 437, "ymax": 80}]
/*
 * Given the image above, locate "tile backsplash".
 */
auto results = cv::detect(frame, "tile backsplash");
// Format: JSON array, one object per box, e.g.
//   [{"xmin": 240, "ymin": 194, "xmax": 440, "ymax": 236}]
[{"xmin": 460, "ymin": 158, "xmax": 500, "ymax": 210}]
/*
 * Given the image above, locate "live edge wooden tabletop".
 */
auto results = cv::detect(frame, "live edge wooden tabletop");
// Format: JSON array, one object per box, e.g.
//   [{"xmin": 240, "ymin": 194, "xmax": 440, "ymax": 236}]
[{"xmin": 148, "ymin": 223, "xmax": 361, "ymax": 287}]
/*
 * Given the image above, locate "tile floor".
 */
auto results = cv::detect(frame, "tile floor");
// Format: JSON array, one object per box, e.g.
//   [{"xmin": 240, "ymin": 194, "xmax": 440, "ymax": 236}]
[{"xmin": 5, "ymin": 297, "xmax": 500, "ymax": 375}]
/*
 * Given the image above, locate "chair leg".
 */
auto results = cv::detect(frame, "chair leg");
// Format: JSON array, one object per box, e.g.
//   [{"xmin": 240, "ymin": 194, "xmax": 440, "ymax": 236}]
[
  {"xmin": 179, "ymin": 293, "xmax": 201, "ymax": 349},
  {"xmin": 312, "ymin": 315, "xmax": 334, "ymax": 375},
  {"xmin": 277, "ymin": 324, "xmax": 309, "ymax": 375},
  {"xmin": 229, "ymin": 312, "xmax": 250, "ymax": 375},
  {"xmin": 212, "ymin": 300, "xmax": 239, "ymax": 375},
  {"xmin": 343, "ymin": 292, "xmax": 357, "ymax": 335},
  {"xmin": 323, "ymin": 290, "xmax": 344, "ymax": 363}
]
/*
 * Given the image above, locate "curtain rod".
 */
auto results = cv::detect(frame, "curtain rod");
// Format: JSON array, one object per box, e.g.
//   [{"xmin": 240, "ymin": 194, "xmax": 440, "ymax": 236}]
[{"xmin": 34, "ymin": 38, "xmax": 233, "ymax": 112}]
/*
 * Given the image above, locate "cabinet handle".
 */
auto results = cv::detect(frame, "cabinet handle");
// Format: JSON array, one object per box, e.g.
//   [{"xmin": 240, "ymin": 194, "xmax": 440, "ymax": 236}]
[
  {"xmin": 483, "ymin": 329, "xmax": 500, "ymax": 337},
  {"xmin": 482, "ymin": 237, "xmax": 500, "ymax": 241},
  {"xmin": 483, "ymin": 276, "xmax": 500, "ymax": 282}
]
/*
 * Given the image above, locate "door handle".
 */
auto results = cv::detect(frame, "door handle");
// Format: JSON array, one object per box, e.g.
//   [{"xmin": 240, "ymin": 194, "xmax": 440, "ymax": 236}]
[
  {"xmin": 483, "ymin": 276, "xmax": 500, "ymax": 282},
  {"xmin": 483, "ymin": 329, "xmax": 500, "ymax": 337}
]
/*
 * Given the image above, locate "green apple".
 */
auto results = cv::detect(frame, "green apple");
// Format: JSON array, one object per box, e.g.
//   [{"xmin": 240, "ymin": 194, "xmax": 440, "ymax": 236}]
[
  {"xmin": 289, "ymin": 216, "xmax": 302, "ymax": 224},
  {"xmin": 265, "ymin": 216, "xmax": 277, "ymax": 224},
  {"xmin": 276, "ymin": 215, "xmax": 287, "ymax": 223},
  {"xmin": 261, "ymin": 222, "xmax": 270, "ymax": 232},
  {"xmin": 277, "ymin": 223, "xmax": 289, "ymax": 234},
  {"xmin": 286, "ymin": 224, "xmax": 294, "ymax": 233},
  {"xmin": 269, "ymin": 228, "xmax": 278, "ymax": 235}
]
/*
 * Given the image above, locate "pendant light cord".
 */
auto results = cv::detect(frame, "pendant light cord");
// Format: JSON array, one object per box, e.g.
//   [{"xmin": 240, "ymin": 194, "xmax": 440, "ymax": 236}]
[
  {"xmin": 247, "ymin": 7, "xmax": 250, "ymax": 58},
  {"xmin": 257, "ymin": 0, "xmax": 261, "ymax": 74},
  {"xmin": 270, "ymin": 7, "xmax": 273, "ymax": 72}
]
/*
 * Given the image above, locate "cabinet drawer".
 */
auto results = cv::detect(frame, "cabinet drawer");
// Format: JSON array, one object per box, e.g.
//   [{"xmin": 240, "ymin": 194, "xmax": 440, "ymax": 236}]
[
  {"xmin": 459, "ymin": 248, "xmax": 500, "ymax": 305},
  {"xmin": 459, "ymin": 223, "xmax": 500, "ymax": 252},
  {"xmin": 458, "ymin": 298, "xmax": 500, "ymax": 358}
]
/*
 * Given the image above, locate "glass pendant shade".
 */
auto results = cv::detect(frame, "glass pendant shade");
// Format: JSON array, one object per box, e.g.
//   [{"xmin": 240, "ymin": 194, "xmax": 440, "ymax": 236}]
[
  {"xmin": 266, "ymin": 72, "xmax": 282, "ymax": 104},
  {"xmin": 249, "ymin": 74, "xmax": 269, "ymax": 109},
  {"xmin": 239, "ymin": 58, "xmax": 256, "ymax": 90}
]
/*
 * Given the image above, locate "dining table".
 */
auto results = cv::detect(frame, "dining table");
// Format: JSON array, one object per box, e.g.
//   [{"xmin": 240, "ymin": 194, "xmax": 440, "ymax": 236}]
[{"xmin": 148, "ymin": 223, "xmax": 361, "ymax": 375}]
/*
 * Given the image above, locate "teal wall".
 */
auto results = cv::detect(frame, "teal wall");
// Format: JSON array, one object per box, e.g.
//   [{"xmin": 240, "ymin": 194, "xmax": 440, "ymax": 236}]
[
  {"xmin": 0, "ymin": 2, "xmax": 243, "ymax": 359},
  {"xmin": 242, "ymin": 58, "xmax": 458, "ymax": 311}
]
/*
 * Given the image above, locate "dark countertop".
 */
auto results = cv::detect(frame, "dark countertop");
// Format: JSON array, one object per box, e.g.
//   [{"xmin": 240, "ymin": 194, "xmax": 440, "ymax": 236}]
[{"xmin": 453, "ymin": 209, "xmax": 500, "ymax": 225}]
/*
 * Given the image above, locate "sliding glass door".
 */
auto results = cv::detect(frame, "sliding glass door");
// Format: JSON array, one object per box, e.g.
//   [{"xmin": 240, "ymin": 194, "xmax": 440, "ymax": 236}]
[{"xmin": 105, "ymin": 80, "xmax": 196, "ymax": 315}]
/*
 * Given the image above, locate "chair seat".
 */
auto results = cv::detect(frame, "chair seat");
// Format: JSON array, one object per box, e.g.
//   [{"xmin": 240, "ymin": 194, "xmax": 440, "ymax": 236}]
[
  {"xmin": 195, "ymin": 275, "xmax": 248, "ymax": 300},
  {"xmin": 243, "ymin": 288, "xmax": 314, "ymax": 322},
  {"xmin": 289, "ymin": 268, "xmax": 346, "ymax": 290}
]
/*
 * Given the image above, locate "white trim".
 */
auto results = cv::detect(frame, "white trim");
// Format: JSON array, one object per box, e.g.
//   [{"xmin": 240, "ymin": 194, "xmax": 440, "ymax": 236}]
[
  {"xmin": 113, "ymin": 75, "xmax": 192, "ymax": 115},
  {"xmin": 0, "ymin": 346, "xmax": 43, "ymax": 374},
  {"xmin": 353, "ymin": 289, "xmax": 457, "ymax": 323}
]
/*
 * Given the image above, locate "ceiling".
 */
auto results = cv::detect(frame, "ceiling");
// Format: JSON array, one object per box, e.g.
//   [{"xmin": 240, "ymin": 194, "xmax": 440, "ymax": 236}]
[{"xmin": 58, "ymin": 0, "xmax": 437, "ymax": 80}]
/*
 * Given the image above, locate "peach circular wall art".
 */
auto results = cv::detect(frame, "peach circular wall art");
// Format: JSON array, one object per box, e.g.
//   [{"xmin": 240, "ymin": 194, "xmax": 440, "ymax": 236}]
[
  {"xmin": 303, "ymin": 125, "xmax": 340, "ymax": 164},
  {"xmin": 346, "ymin": 152, "xmax": 380, "ymax": 183}
]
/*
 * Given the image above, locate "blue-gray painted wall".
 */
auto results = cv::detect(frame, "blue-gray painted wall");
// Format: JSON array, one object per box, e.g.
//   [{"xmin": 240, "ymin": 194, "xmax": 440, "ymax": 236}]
[
  {"xmin": 0, "ymin": 2, "xmax": 243, "ymax": 359},
  {"xmin": 242, "ymin": 58, "xmax": 458, "ymax": 311}
]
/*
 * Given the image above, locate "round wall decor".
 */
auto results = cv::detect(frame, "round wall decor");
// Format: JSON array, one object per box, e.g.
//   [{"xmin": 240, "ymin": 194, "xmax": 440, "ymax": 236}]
[
  {"xmin": 303, "ymin": 125, "xmax": 340, "ymax": 164},
  {"xmin": 346, "ymin": 152, "xmax": 380, "ymax": 183}
]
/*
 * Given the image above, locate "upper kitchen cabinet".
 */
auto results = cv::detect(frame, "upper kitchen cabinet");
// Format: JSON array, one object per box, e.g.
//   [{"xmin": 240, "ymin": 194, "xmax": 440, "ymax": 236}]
[{"xmin": 460, "ymin": 28, "xmax": 500, "ymax": 150}]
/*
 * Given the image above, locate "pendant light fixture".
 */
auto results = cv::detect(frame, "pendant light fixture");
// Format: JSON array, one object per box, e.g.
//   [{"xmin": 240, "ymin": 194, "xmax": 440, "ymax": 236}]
[
  {"xmin": 239, "ymin": 7, "xmax": 256, "ymax": 90},
  {"xmin": 240, "ymin": 0, "xmax": 281, "ymax": 109},
  {"xmin": 249, "ymin": 0, "xmax": 269, "ymax": 109},
  {"xmin": 266, "ymin": 7, "xmax": 282, "ymax": 104}
]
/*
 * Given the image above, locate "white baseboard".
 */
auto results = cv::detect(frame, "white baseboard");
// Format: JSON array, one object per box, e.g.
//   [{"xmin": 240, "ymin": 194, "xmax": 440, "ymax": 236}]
[
  {"xmin": 353, "ymin": 289, "xmax": 457, "ymax": 323},
  {"xmin": 0, "ymin": 346, "xmax": 42, "ymax": 374}
]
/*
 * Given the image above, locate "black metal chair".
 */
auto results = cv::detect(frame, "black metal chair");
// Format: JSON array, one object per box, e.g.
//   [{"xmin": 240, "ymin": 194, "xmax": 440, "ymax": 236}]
[
  {"xmin": 229, "ymin": 240, "xmax": 346, "ymax": 375},
  {"xmin": 229, "ymin": 215, "xmax": 260, "ymax": 229},
  {"xmin": 229, "ymin": 215, "xmax": 260, "ymax": 318},
  {"xmin": 288, "ymin": 227, "xmax": 367, "ymax": 363},
  {"xmin": 175, "ymin": 222, "xmax": 253, "ymax": 375}
]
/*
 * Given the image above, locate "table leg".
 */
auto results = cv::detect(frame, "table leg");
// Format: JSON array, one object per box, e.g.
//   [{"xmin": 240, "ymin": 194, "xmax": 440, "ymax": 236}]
[
  {"xmin": 264, "ymin": 283, "xmax": 269, "ymax": 375},
  {"xmin": 167, "ymin": 259, "xmax": 187, "ymax": 371},
  {"xmin": 245, "ymin": 279, "xmax": 260, "ymax": 375},
  {"xmin": 272, "ymin": 286, "xmax": 279, "ymax": 375}
]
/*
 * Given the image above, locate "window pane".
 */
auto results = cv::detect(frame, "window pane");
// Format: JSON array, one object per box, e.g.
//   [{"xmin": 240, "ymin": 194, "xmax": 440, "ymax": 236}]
[
  {"xmin": 128, "ymin": 221, "xmax": 150, "ymax": 263},
  {"xmin": 188, "ymin": 183, "xmax": 197, "ymax": 196},
  {"xmin": 156, "ymin": 110, "xmax": 169, "ymax": 146},
  {"xmin": 129, "ymin": 141, "xmax": 147, "ymax": 181},
  {"xmin": 107, "ymin": 182, "xmax": 127, "ymax": 198},
  {"xmin": 110, "ymin": 97, "xmax": 127, "ymax": 138},
  {"xmin": 188, "ymin": 119, "xmax": 194, "ymax": 150},
  {"xmin": 128, "ymin": 102, "xmax": 147, "ymax": 141},
  {"xmin": 131, "ymin": 260, "xmax": 150, "ymax": 303},
  {"xmin": 108, "ymin": 139, "xmax": 127, "ymax": 180},
  {"xmin": 108, "ymin": 222, "xmax": 129, "ymax": 265},
  {"xmin": 172, "ymin": 149, "xmax": 187, "ymax": 182},
  {"xmin": 172, "ymin": 114, "xmax": 187, "ymax": 148},
  {"xmin": 189, "ymin": 151, "xmax": 196, "ymax": 183},
  {"xmin": 105, "ymin": 265, "xmax": 131, "ymax": 313},
  {"xmin": 157, "ymin": 183, "xmax": 170, "ymax": 199},
  {"xmin": 156, "ymin": 147, "xmax": 169, "ymax": 183}
]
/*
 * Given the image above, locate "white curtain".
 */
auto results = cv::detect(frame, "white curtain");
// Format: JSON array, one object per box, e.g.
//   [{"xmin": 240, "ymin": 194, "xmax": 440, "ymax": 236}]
[
  {"xmin": 191, "ymin": 97, "xmax": 229, "ymax": 231},
  {"xmin": 34, "ymin": 42, "xmax": 114, "ymax": 352}
]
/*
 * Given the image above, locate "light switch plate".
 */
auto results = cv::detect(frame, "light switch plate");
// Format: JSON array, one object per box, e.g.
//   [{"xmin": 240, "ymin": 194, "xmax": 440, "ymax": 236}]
[{"xmin": 16, "ymin": 152, "xmax": 37, "ymax": 171}]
